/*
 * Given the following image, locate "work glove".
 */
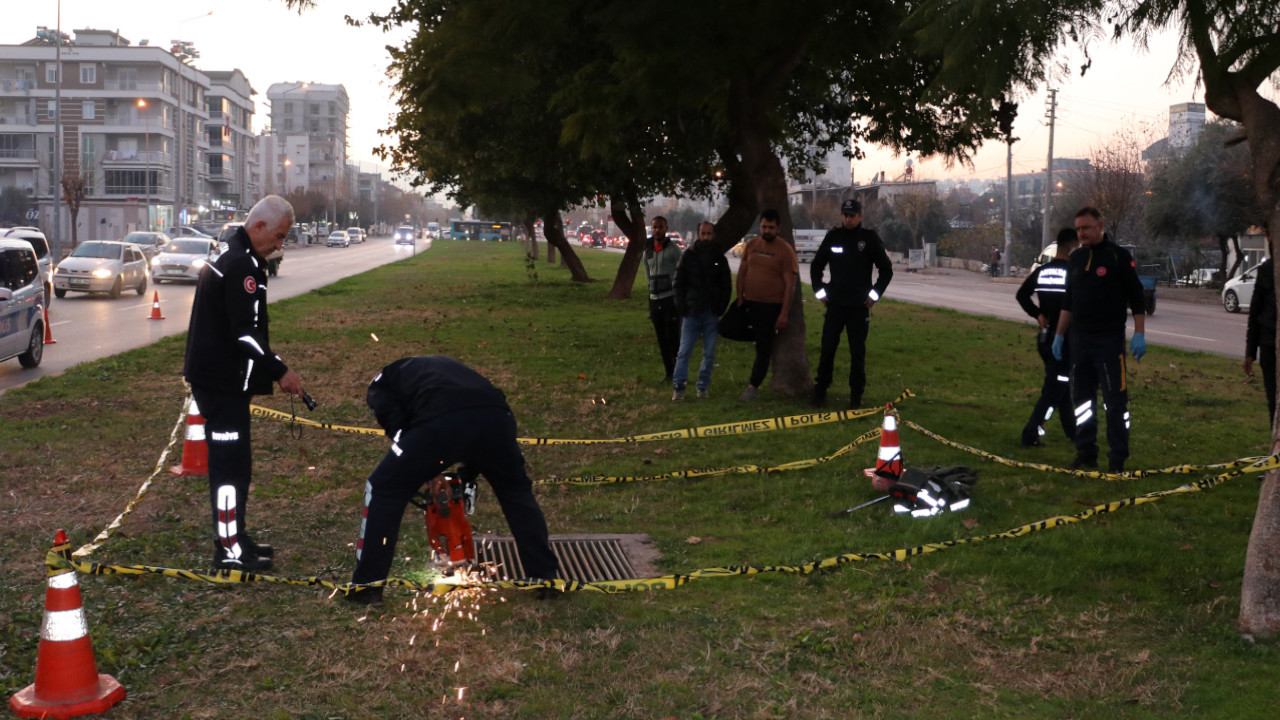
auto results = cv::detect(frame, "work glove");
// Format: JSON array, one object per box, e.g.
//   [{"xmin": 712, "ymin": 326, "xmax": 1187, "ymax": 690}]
[
  {"xmin": 1051, "ymin": 334, "xmax": 1064, "ymax": 361},
  {"xmin": 1130, "ymin": 333, "xmax": 1146, "ymax": 361}
]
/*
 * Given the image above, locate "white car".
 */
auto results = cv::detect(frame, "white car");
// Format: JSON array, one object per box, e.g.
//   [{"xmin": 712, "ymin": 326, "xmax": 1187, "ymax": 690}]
[
  {"xmin": 346, "ymin": 227, "xmax": 365, "ymax": 243},
  {"xmin": 394, "ymin": 226, "xmax": 416, "ymax": 245},
  {"xmin": 53, "ymin": 241, "xmax": 149, "ymax": 299},
  {"xmin": 0, "ymin": 237, "xmax": 46, "ymax": 368},
  {"xmin": 2, "ymin": 227, "xmax": 53, "ymax": 306},
  {"xmin": 152, "ymin": 238, "xmax": 217, "ymax": 283},
  {"xmin": 326, "ymin": 231, "xmax": 351, "ymax": 248},
  {"xmin": 1223, "ymin": 262, "xmax": 1265, "ymax": 313}
]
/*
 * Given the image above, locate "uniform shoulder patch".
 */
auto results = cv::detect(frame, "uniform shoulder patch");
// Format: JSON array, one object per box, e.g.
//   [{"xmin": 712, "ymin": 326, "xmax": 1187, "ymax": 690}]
[{"xmin": 243, "ymin": 276, "xmax": 257, "ymax": 294}]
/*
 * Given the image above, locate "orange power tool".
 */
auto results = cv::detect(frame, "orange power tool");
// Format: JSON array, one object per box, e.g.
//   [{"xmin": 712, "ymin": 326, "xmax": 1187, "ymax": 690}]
[{"xmin": 418, "ymin": 472, "xmax": 477, "ymax": 572}]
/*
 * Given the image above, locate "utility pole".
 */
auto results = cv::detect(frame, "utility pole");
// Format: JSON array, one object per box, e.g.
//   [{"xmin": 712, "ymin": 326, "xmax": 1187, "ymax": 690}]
[
  {"xmin": 1003, "ymin": 140, "xmax": 1013, "ymax": 276},
  {"xmin": 1041, "ymin": 88, "xmax": 1058, "ymax": 249},
  {"xmin": 52, "ymin": 0, "xmax": 63, "ymax": 259}
]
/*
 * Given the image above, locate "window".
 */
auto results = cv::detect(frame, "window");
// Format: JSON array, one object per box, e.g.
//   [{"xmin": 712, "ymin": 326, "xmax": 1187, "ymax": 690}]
[
  {"xmin": 46, "ymin": 100, "xmax": 57, "ymax": 121},
  {"xmin": 309, "ymin": 103, "xmax": 319, "ymax": 115},
  {"xmin": 80, "ymin": 64, "xmax": 96, "ymax": 84},
  {"xmin": 284, "ymin": 118, "xmax": 294, "ymax": 132},
  {"xmin": 45, "ymin": 64, "xmax": 58, "ymax": 83},
  {"xmin": 2, "ymin": 248, "xmax": 40, "ymax": 290},
  {"xmin": 82, "ymin": 100, "xmax": 95, "ymax": 120},
  {"xmin": 117, "ymin": 69, "xmax": 137, "ymax": 90}
]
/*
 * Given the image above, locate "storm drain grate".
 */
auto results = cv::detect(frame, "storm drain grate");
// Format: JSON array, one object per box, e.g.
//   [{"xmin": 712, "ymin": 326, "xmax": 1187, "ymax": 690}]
[{"xmin": 474, "ymin": 533, "xmax": 658, "ymax": 583}]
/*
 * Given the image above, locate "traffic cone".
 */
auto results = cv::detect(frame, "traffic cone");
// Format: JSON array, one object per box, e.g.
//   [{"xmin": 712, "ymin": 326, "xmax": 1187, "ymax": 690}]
[
  {"xmin": 170, "ymin": 397, "xmax": 208, "ymax": 477},
  {"xmin": 9, "ymin": 530, "xmax": 126, "ymax": 719},
  {"xmin": 42, "ymin": 304, "xmax": 57, "ymax": 345},
  {"xmin": 147, "ymin": 291, "xmax": 165, "ymax": 320},
  {"xmin": 863, "ymin": 404, "xmax": 903, "ymax": 491}
]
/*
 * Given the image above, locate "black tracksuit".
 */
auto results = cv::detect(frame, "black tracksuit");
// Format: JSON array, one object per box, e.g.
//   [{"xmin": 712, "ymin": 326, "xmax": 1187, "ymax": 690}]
[
  {"xmin": 1246, "ymin": 258, "xmax": 1276, "ymax": 425},
  {"xmin": 353, "ymin": 356, "xmax": 558, "ymax": 585},
  {"xmin": 809, "ymin": 225, "xmax": 893, "ymax": 403},
  {"xmin": 1015, "ymin": 258, "xmax": 1075, "ymax": 445},
  {"xmin": 1062, "ymin": 238, "xmax": 1146, "ymax": 465},
  {"xmin": 183, "ymin": 228, "xmax": 287, "ymax": 566}
]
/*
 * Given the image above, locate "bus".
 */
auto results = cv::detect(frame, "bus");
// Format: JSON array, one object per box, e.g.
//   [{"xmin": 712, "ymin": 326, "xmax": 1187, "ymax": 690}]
[{"xmin": 450, "ymin": 220, "xmax": 512, "ymax": 242}]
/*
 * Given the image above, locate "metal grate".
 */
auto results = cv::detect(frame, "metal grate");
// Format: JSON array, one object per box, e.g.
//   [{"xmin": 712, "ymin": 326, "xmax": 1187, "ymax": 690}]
[{"xmin": 474, "ymin": 533, "xmax": 657, "ymax": 583}]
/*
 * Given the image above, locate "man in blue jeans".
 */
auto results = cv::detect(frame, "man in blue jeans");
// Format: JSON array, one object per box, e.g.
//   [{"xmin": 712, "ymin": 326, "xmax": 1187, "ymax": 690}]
[{"xmin": 672, "ymin": 221, "xmax": 732, "ymax": 399}]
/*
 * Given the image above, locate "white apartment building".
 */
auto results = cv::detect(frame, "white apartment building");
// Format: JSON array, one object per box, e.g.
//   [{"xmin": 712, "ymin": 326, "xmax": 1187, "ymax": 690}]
[
  {"xmin": 262, "ymin": 82, "xmax": 349, "ymax": 213},
  {"xmin": 205, "ymin": 69, "xmax": 258, "ymax": 222}
]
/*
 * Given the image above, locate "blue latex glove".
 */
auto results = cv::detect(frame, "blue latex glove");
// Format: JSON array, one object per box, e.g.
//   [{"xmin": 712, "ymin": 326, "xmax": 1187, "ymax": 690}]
[
  {"xmin": 1130, "ymin": 333, "xmax": 1146, "ymax": 361},
  {"xmin": 1051, "ymin": 334, "xmax": 1064, "ymax": 361}
]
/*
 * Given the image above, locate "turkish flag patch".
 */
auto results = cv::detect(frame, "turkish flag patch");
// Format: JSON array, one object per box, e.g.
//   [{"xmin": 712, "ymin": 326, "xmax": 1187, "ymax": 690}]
[
  {"xmin": 1096, "ymin": 267, "xmax": 1107, "ymax": 277},
  {"xmin": 243, "ymin": 276, "xmax": 257, "ymax": 294}
]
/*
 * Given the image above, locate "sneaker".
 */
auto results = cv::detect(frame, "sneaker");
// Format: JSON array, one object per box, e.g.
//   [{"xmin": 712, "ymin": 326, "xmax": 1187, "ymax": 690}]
[
  {"xmin": 739, "ymin": 386, "xmax": 758, "ymax": 401},
  {"xmin": 212, "ymin": 550, "xmax": 272, "ymax": 573},
  {"xmin": 1070, "ymin": 454, "xmax": 1098, "ymax": 470},
  {"xmin": 343, "ymin": 586, "xmax": 384, "ymax": 607},
  {"xmin": 809, "ymin": 387, "xmax": 827, "ymax": 408},
  {"xmin": 696, "ymin": 388, "xmax": 709, "ymax": 399},
  {"xmin": 672, "ymin": 385, "xmax": 685, "ymax": 400}
]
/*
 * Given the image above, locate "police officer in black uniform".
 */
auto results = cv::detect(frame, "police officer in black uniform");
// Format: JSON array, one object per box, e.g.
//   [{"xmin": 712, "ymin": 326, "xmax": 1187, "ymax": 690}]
[
  {"xmin": 184, "ymin": 195, "xmax": 303, "ymax": 571},
  {"xmin": 1015, "ymin": 228, "xmax": 1079, "ymax": 447},
  {"xmin": 1052, "ymin": 207, "xmax": 1147, "ymax": 473},
  {"xmin": 349, "ymin": 355, "xmax": 559, "ymax": 605},
  {"xmin": 809, "ymin": 198, "xmax": 893, "ymax": 408}
]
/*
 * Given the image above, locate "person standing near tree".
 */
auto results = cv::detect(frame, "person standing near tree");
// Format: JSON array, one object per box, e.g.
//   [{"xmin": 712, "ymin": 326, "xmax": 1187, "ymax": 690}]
[
  {"xmin": 735, "ymin": 208, "xmax": 798, "ymax": 401},
  {"xmin": 644, "ymin": 216, "xmax": 683, "ymax": 384},
  {"xmin": 671, "ymin": 221, "xmax": 732, "ymax": 400},
  {"xmin": 1244, "ymin": 223, "xmax": 1276, "ymax": 427},
  {"xmin": 809, "ymin": 198, "xmax": 893, "ymax": 409},
  {"xmin": 1016, "ymin": 227, "xmax": 1079, "ymax": 446}
]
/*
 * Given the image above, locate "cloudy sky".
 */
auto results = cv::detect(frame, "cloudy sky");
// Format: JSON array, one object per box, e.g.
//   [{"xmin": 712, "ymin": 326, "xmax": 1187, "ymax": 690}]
[{"xmin": 7, "ymin": 1, "xmax": 1233, "ymax": 189}]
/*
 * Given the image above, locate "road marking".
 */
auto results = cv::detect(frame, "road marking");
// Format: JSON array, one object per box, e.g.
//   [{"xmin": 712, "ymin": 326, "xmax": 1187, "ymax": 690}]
[
  {"xmin": 52, "ymin": 320, "xmax": 73, "ymax": 327},
  {"xmin": 1148, "ymin": 330, "xmax": 1216, "ymax": 342},
  {"xmin": 117, "ymin": 302, "xmax": 152, "ymax": 313}
]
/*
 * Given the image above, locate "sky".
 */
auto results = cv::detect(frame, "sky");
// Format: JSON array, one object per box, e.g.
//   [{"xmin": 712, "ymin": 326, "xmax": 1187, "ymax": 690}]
[{"xmin": 5, "ymin": 2, "xmax": 1244, "ymax": 191}]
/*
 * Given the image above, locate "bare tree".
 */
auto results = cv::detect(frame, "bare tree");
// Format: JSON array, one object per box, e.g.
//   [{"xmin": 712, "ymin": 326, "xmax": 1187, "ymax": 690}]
[{"xmin": 1071, "ymin": 122, "xmax": 1159, "ymax": 244}]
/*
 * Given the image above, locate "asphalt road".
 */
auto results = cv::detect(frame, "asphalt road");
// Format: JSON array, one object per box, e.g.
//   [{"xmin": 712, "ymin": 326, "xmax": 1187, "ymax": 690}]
[{"xmin": 0, "ymin": 234, "xmax": 428, "ymax": 394}]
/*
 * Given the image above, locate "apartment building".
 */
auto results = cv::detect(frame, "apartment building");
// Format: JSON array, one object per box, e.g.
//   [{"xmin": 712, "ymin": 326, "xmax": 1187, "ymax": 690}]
[
  {"xmin": 205, "ymin": 69, "xmax": 258, "ymax": 223},
  {"xmin": 263, "ymin": 81, "xmax": 349, "ymax": 205}
]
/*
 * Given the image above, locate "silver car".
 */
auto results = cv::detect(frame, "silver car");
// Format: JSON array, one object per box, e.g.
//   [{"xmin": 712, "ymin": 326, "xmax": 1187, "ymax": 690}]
[
  {"xmin": 0, "ymin": 237, "xmax": 45, "ymax": 368},
  {"xmin": 327, "ymin": 231, "xmax": 350, "ymax": 248},
  {"xmin": 152, "ymin": 238, "xmax": 217, "ymax": 283},
  {"xmin": 122, "ymin": 231, "xmax": 171, "ymax": 262},
  {"xmin": 53, "ymin": 241, "xmax": 149, "ymax": 299}
]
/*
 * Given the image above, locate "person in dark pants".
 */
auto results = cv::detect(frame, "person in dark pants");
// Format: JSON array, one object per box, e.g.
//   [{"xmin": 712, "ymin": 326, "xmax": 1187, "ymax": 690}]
[
  {"xmin": 734, "ymin": 209, "xmax": 798, "ymax": 401},
  {"xmin": 644, "ymin": 216, "xmax": 683, "ymax": 383},
  {"xmin": 809, "ymin": 198, "xmax": 893, "ymax": 409},
  {"xmin": 672, "ymin": 221, "xmax": 731, "ymax": 399},
  {"xmin": 1052, "ymin": 207, "xmax": 1147, "ymax": 473},
  {"xmin": 183, "ymin": 195, "xmax": 304, "ymax": 572},
  {"xmin": 1016, "ymin": 228, "xmax": 1079, "ymax": 446},
  {"xmin": 1244, "ymin": 224, "xmax": 1276, "ymax": 427},
  {"xmin": 349, "ymin": 355, "xmax": 558, "ymax": 605}
]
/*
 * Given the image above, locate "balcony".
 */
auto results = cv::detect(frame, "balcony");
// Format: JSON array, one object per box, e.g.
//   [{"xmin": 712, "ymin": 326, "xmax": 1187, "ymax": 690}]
[
  {"xmin": 0, "ymin": 79, "xmax": 36, "ymax": 94},
  {"xmin": 103, "ymin": 114, "xmax": 174, "ymax": 131},
  {"xmin": 103, "ymin": 183, "xmax": 171, "ymax": 197},
  {"xmin": 103, "ymin": 80, "xmax": 164, "ymax": 93},
  {"xmin": 0, "ymin": 147, "xmax": 38, "ymax": 165},
  {"xmin": 101, "ymin": 149, "xmax": 172, "ymax": 165}
]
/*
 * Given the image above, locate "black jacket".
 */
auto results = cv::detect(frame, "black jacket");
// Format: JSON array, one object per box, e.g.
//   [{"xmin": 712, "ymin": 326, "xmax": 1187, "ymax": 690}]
[
  {"xmin": 673, "ymin": 240, "xmax": 731, "ymax": 317},
  {"xmin": 1016, "ymin": 258, "xmax": 1069, "ymax": 334},
  {"xmin": 810, "ymin": 225, "xmax": 893, "ymax": 306},
  {"xmin": 1247, "ymin": 258, "xmax": 1276, "ymax": 356},
  {"xmin": 1063, "ymin": 238, "xmax": 1146, "ymax": 334},
  {"xmin": 366, "ymin": 355, "xmax": 510, "ymax": 437},
  {"xmin": 183, "ymin": 227, "xmax": 287, "ymax": 395}
]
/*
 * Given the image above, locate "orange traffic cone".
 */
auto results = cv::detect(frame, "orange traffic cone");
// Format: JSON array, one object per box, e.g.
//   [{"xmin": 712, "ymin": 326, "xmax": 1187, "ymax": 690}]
[
  {"xmin": 9, "ymin": 530, "xmax": 126, "ymax": 719},
  {"xmin": 170, "ymin": 397, "xmax": 208, "ymax": 477},
  {"xmin": 863, "ymin": 404, "xmax": 903, "ymax": 491},
  {"xmin": 147, "ymin": 291, "xmax": 165, "ymax": 320},
  {"xmin": 42, "ymin": 304, "xmax": 57, "ymax": 345}
]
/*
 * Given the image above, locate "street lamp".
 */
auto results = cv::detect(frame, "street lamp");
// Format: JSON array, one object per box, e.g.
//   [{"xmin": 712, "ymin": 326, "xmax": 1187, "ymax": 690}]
[{"xmin": 137, "ymin": 98, "xmax": 150, "ymax": 229}]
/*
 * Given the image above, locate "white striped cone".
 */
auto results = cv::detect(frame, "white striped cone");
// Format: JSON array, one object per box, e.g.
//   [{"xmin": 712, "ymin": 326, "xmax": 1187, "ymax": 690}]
[
  {"xmin": 170, "ymin": 397, "xmax": 208, "ymax": 477},
  {"xmin": 864, "ymin": 405, "xmax": 903, "ymax": 491}
]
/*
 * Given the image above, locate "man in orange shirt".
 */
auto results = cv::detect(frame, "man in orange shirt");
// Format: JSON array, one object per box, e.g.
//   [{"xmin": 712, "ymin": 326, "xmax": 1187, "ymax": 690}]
[{"xmin": 734, "ymin": 208, "xmax": 798, "ymax": 400}]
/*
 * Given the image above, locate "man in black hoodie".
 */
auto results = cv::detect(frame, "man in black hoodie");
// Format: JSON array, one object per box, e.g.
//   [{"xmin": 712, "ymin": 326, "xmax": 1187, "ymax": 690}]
[
  {"xmin": 671, "ymin": 222, "xmax": 731, "ymax": 399},
  {"xmin": 1244, "ymin": 223, "xmax": 1276, "ymax": 427}
]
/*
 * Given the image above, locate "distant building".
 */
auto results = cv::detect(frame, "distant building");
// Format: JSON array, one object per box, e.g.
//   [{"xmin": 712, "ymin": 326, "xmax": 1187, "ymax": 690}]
[
  {"xmin": 1006, "ymin": 157, "xmax": 1092, "ymax": 209},
  {"xmin": 261, "ymin": 82, "xmax": 350, "ymax": 213},
  {"xmin": 205, "ymin": 69, "xmax": 257, "ymax": 222},
  {"xmin": 1144, "ymin": 102, "xmax": 1208, "ymax": 161}
]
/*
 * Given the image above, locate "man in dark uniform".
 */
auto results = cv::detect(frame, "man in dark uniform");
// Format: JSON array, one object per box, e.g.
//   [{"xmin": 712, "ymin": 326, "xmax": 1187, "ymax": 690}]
[
  {"xmin": 349, "ymin": 355, "xmax": 559, "ymax": 605},
  {"xmin": 1016, "ymin": 228, "xmax": 1079, "ymax": 447},
  {"xmin": 809, "ymin": 198, "xmax": 893, "ymax": 409},
  {"xmin": 1052, "ymin": 207, "xmax": 1147, "ymax": 473},
  {"xmin": 184, "ymin": 195, "xmax": 304, "ymax": 571},
  {"xmin": 1244, "ymin": 223, "xmax": 1276, "ymax": 427}
]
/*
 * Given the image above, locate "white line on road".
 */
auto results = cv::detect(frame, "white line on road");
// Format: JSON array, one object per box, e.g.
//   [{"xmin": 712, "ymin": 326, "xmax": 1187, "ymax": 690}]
[{"xmin": 1148, "ymin": 330, "xmax": 1217, "ymax": 342}]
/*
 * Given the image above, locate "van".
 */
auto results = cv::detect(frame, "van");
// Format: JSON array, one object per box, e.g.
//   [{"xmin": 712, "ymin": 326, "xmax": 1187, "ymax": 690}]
[
  {"xmin": 793, "ymin": 229, "xmax": 826, "ymax": 262},
  {"xmin": 2, "ymin": 227, "xmax": 52, "ymax": 306},
  {"xmin": 0, "ymin": 237, "xmax": 46, "ymax": 368}
]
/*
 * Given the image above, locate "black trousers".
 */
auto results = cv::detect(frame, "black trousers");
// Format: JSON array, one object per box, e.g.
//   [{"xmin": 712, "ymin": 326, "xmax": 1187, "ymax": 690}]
[
  {"xmin": 1023, "ymin": 331, "xmax": 1076, "ymax": 445},
  {"xmin": 352, "ymin": 406, "xmax": 558, "ymax": 584},
  {"xmin": 814, "ymin": 303, "xmax": 870, "ymax": 401},
  {"xmin": 648, "ymin": 296, "xmax": 682, "ymax": 379},
  {"xmin": 1262, "ymin": 345, "xmax": 1276, "ymax": 428},
  {"xmin": 745, "ymin": 301, "xmax": 782, "ymax": 388},
  {"xmin": 191, "ymin": 386, "xmax": 254, "ymax": 561},
  {"xmin": 1068, "ymin": 330, "xmax": 1130, "ymax": 464}
]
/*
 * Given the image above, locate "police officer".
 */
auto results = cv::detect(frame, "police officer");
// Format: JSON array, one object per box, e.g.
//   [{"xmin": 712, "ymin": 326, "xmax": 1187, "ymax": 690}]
[
  {"xmin": 1243, "ymin": 223, "xmax": 1276, "ymax": 427},
  {"xmin": 1015, "ymin": 228, "xmax": 1079, "ymax": 447},
  {"xmin": 1052, "ymin": 207, "xmax": 1147, "ymax": 473},
  {"xmin": 809, "ymin": 198, "xmax": 893, "ymax": 408},
  {"xmin": 184, "ymin": 195, "xmax": 304, "ymax": 571},
  {"xmin": 349, "ymin": 355, "xmax": 559, "ymax": 605}
]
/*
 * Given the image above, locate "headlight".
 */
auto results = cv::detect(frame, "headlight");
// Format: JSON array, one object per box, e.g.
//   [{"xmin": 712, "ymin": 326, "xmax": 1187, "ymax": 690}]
[
  {"xmin": 151, "ymin": 256, "xmax": 163, "ymax": 267},
  {"xmin": 91, "ymin": 268, "xmax": 113, "ymax": 279},
  {"xmin": 55, "ymin": 266, "xmax": 66, "ymax": 275},
  {"xmin": 191, "ymin": 258, "xmax": 206, "ymax": 269}
]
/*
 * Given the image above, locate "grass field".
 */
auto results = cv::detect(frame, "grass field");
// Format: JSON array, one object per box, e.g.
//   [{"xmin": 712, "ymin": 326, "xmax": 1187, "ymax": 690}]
[{"xmin": 1, "ymin": 240, "xmax": 1276, "ymax": 719}]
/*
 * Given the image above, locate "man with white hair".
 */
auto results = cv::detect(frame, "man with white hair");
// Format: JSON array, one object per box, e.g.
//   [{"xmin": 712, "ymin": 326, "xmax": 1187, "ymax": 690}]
[{"xmin": 184, "ymin": 195, "xmax": 305, "ymax": 571}]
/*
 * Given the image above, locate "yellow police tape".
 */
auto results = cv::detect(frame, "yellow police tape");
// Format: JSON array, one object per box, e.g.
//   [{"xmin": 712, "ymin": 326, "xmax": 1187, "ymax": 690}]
[
  {"xmin": 46, "ymin": 452, "xmax": 1279, "ymax": 596},
  {"xmin": 247, "ymin": 389, "xmax": 917, "ymax": 444}
]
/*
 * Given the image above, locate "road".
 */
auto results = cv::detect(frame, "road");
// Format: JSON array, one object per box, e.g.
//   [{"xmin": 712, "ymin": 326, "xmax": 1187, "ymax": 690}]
[{"xmin": 0, "ymin": 234, "xmax": 428, "ymax": 393}]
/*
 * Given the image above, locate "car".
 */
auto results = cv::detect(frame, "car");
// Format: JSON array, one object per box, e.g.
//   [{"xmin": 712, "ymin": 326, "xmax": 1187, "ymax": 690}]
[
  {"xmin": 347, "ymin": 227, "xmax": 365, "ymax": 243},
  {"xmin": 219, "ymin": 222, "xmax": 283, "ymax": 276},
  {"xmin": 151, "ymin": 238, "xmax": 217, "ymax": 283},
  {"xmin": 393, "ymin": 226, "xmax": 416, "ymax": 245},
  {"xmin": 0, "ymin": 237, "xmax": 46, "ymax": 368},
  {"xmin": 166, "ymin": 225, "xmax": 214, "ymax": 239},
  {"xmin": 121, "ymin": 231, "xmax": 170, "ymax": 262},
  {"xmin": 1177, "ymin": 267, "xmax": 1219, "ymax": 287},
  {"xmin": 2, "ymin": 227, "xmax": 53, "ymax": 306},
  {"xmin": 53, "ymin": 240, "xmax": 149, "ymax": 299},
  {"xmin": 327, "ymin": 231, "xmax": 351, "ymax": 248},
  {"xmin": 1223, "ymin": 262, "xmax": 1264, "ymax": 313}
]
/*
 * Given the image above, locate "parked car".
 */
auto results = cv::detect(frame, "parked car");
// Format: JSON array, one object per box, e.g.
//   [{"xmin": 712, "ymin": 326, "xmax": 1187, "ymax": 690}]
[
  {"xmin": 346, "ymin": 227, "xmax": 365, "ymax": 243},
  {"xmin": 394, "ymin": 226, "xmax": 416, "ymax": 245},
  {"xmin": 121, "ymin": 231, "xmax": 170, "ymax": 262},
  {"xmin": 327, "ymin": 231, "xmax": 351, "ymax": 248},
  {"xmin": 167, "ymin": 225, "xmax": 214, "ymax": 239},
  {"xmin": 2, "ymin": 227, "xmax": 53, "ymax": 306},
  {"xmin": 1177, "ymin": 267, "xmax": 1219, "ymax": 287},
  {"xmin": 219, "ymin": 222, "xmax": 283, "ymax": 276},
  {"xmin": 53, "ymin": 240, "xmax": 149, "ymax": 299},
  {"xmin": 151, "ymin": 238, "xmax": 217, "ymax": 283},
  {"xmin": 1223, "ymin": 262, "xmax": 1264, "ymax": 313},
  {"xmin": 0, "ymin": 237, "xmax": 46, "ymax": 368}
]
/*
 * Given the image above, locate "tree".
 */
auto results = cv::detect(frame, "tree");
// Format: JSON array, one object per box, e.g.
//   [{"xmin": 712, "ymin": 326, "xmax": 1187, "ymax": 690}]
[
  {"xmin": 60, "ymin": 162, "xmax": 91, "ymax": 250},
  {"xmin": 0, "ymin": 186, "xmax": 30, "ymax": 225},
  {"xmin": 1072, "ymin": 123, "xmax": 1157, "ymax": 244},
  {"xmin": 910, "ymin": 0, "xmax": 1280, "ymax": 639}
]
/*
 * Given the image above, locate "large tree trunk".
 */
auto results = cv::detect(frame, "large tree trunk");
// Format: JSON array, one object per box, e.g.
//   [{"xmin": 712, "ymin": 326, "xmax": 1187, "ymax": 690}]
[
  {"xmin": 540, "ymin": 211, "xmax": 591, "ymax": 282},
  {"xmin": 606, "ymin": 191, "xmax": 646, "ymax": 300}
]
